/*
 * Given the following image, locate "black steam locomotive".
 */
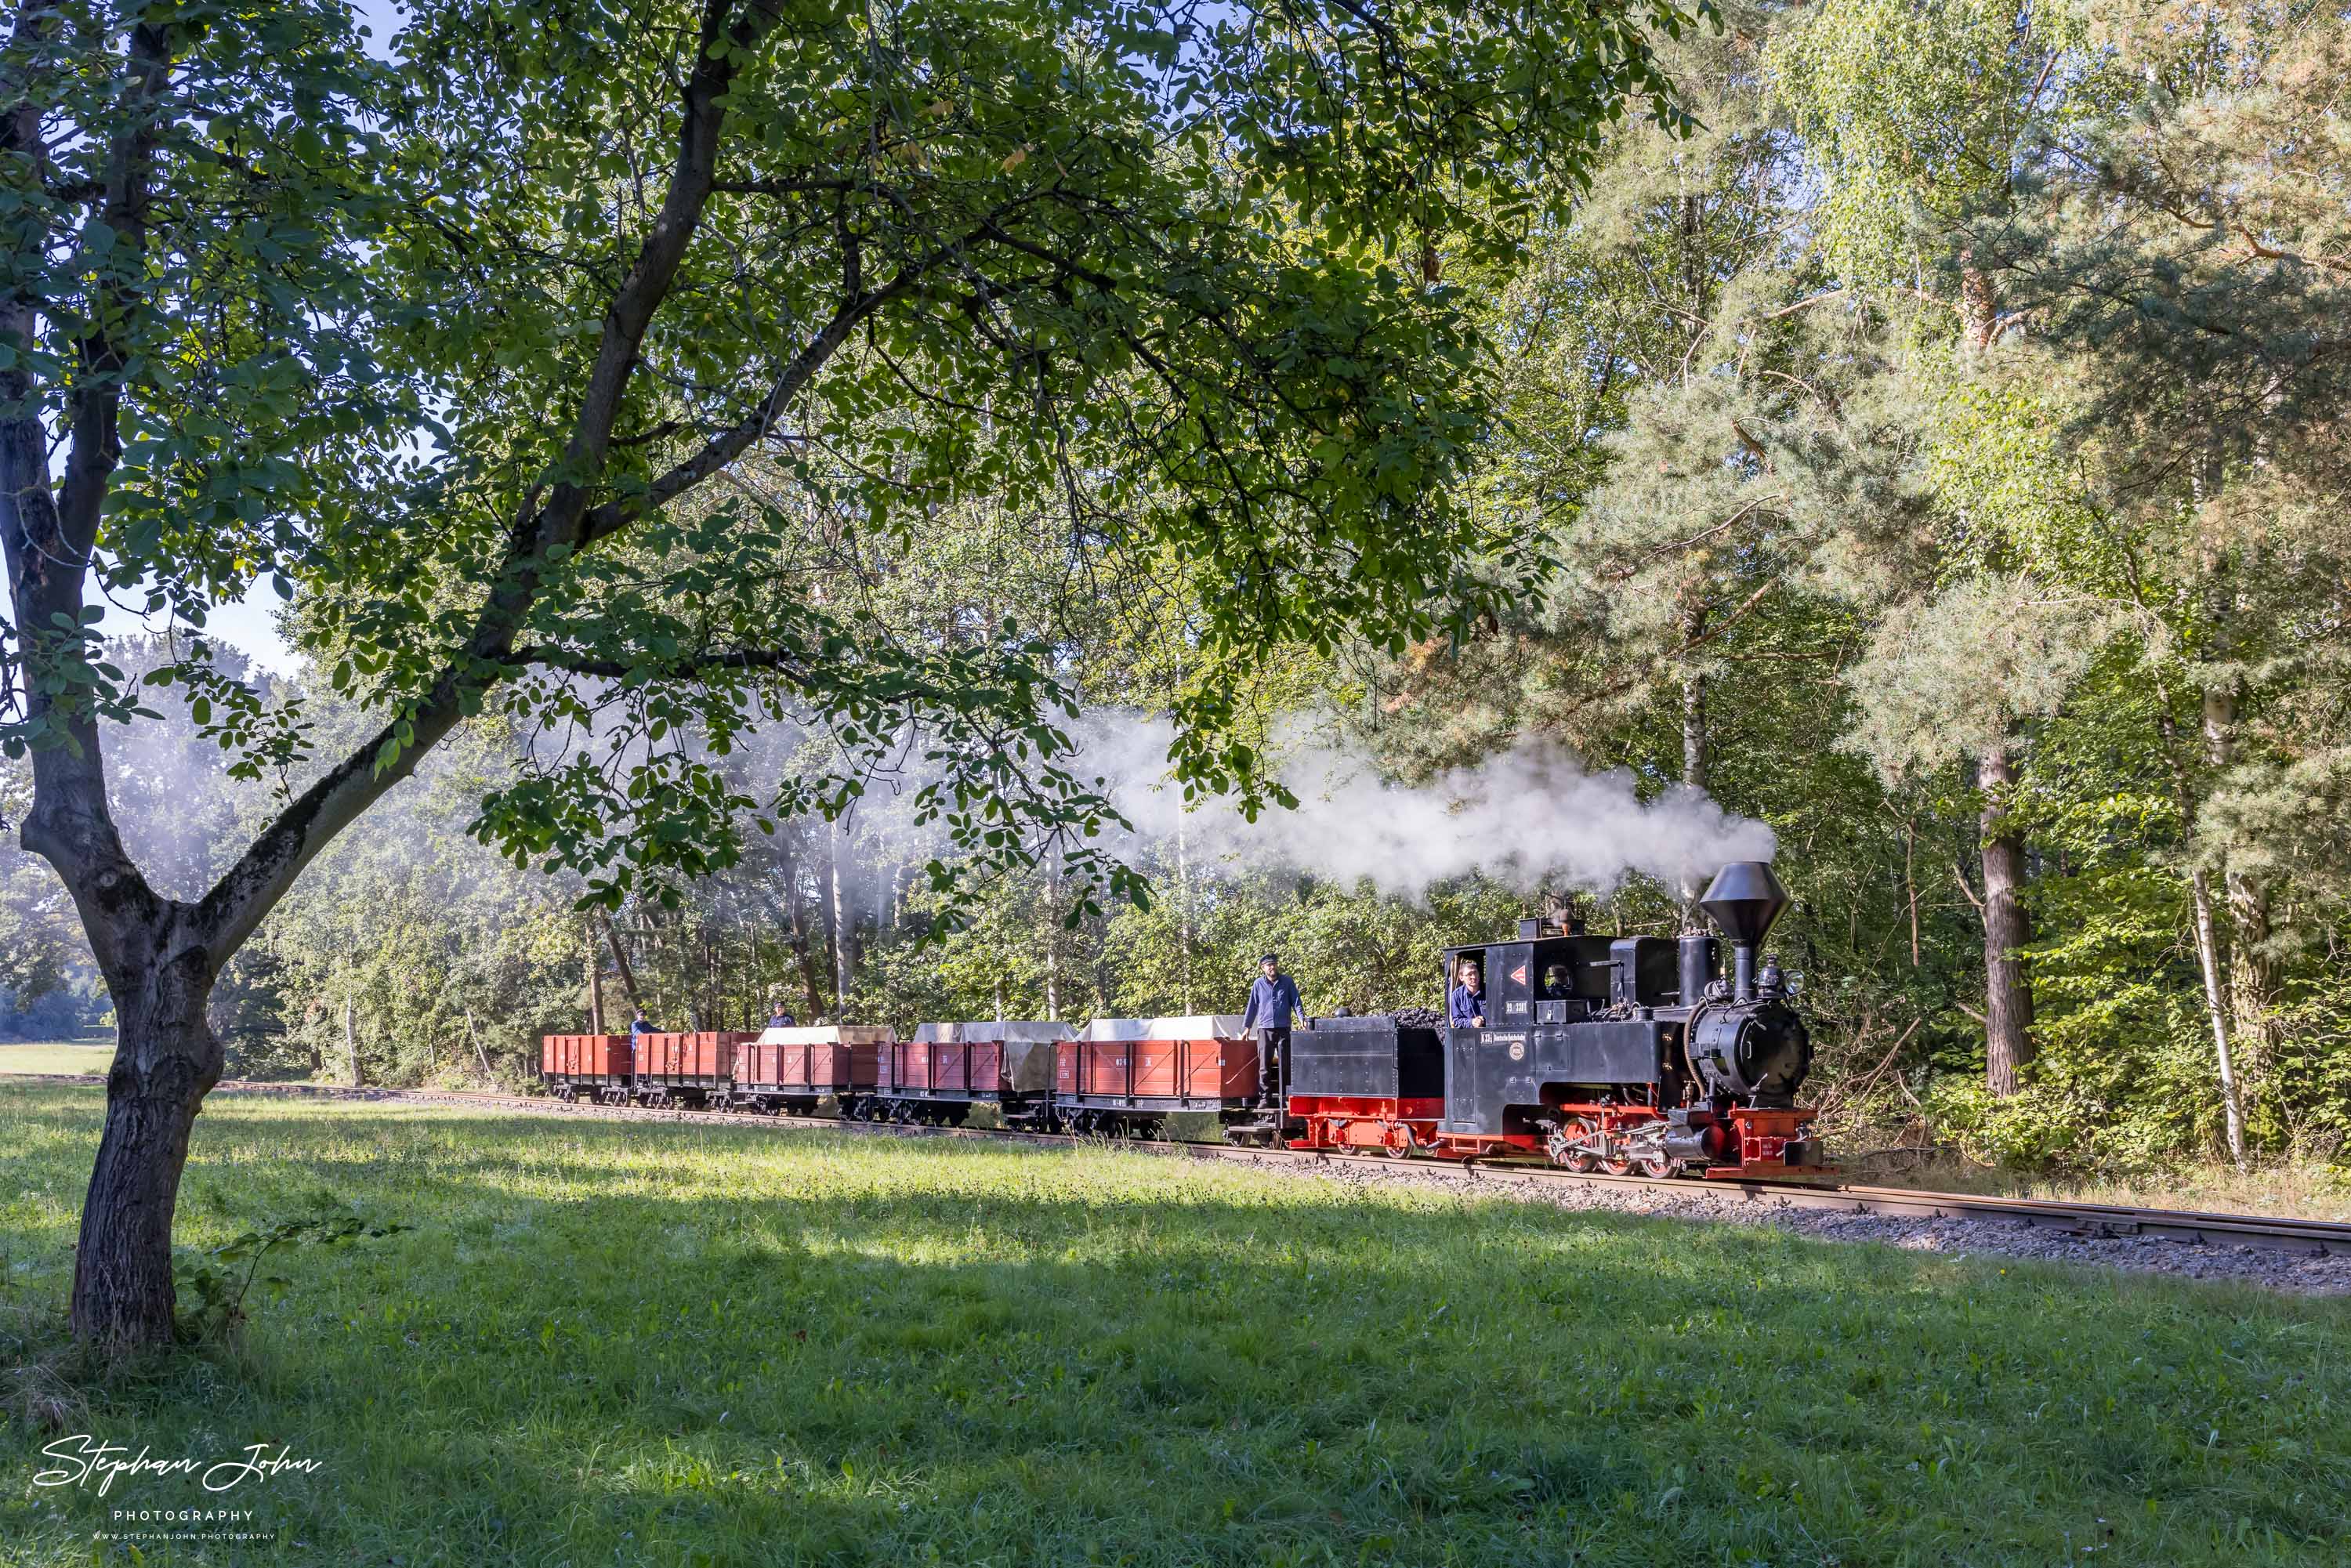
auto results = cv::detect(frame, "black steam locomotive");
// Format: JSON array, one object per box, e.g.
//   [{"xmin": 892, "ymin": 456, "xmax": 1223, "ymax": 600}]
[{"xmin": 1269, "ymin": 861, "xmax": 1828, "ymax": 1177}]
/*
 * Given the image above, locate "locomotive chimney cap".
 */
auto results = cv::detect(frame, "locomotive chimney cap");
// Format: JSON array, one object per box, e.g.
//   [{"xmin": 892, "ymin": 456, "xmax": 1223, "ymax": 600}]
[{"xmin": 1700, "ymin": 860, "xmax": 1789, "ymax": 947}]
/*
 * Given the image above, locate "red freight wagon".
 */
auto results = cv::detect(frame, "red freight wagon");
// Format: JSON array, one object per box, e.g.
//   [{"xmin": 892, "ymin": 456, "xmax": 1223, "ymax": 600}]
[
  {"xmin": 1053, "ymin": 1016, "xmax": 1257, "ymax": 1136},
  {"xmin": 729, "ymin": 1026, "xmax": 886, "ymax": 1115},
  {"xmin": 631, "ymin": 1030, "xmax": 755, "ymax": 1109},
  {"xmin": 875, "ymin": 1021, "xmax": 1063, "ymax": 1126},
  {"xmin": 540, "ymin": 1034, "xmax": 632, "ymax": 1103}
]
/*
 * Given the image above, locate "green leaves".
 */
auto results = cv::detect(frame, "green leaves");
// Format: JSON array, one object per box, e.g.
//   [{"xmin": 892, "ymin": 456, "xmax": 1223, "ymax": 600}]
[
  {"xmin": 172, "ymin": 1203, "xmax": 413, "ymax": 1345},
  {"xmin": 9, "ymin": 0, "xmax": 1701, "ymax": 952}
]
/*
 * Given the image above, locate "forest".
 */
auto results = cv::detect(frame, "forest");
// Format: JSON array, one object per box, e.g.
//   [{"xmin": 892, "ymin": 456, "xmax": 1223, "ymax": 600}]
[{"xmin": 5, "ymin": 0, "xmax": 2349, "ymax": 1188}]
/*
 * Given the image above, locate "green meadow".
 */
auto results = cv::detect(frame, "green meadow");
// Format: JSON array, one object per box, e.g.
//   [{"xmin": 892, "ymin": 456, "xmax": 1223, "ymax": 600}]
[{"xmin": 2, "ymin": 1081, "xmax": 2344, "ymax": 1566}]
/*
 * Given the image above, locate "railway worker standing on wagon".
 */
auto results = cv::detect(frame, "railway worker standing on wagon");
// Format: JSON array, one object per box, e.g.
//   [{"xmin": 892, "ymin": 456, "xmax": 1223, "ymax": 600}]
[
  {"xmin": 1242, "ymin": 953, "xmax": 1306, "ymax": 1109},
  {"xmin": 766, "ymin": 1002, "xmax": 796, "ymax": 1029},
  {"xmin": 629, "ymin": 1007, "xmax": 658, "ymax": 1041},
  {"xmin": 1448, "ymin": 957, "xmax": 1487, "ymax": 1028}
]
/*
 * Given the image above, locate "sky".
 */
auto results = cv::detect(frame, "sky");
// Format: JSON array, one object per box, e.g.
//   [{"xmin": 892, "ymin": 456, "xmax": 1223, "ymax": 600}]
[{"xmin": 88, "ymin": 2, "xmax": 410, "ymax": 676}]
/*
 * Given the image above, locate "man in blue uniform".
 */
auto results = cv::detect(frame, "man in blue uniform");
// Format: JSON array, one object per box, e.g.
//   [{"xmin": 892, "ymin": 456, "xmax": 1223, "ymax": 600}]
[
  {"xmin": 1447, "ymin": 958, "xmax": 1486, "ymax": 1028},
  {"xmin": 1241, "ymin": 953, "xmax": 1305, "ymax": 1108},
  {"xmin": 766, "ymin": 1004, "xmax": 796, "ymax": 1029},
  {"xmin": 630, "ymin": 1007, "xmax": 658, "ymax": 1039}
]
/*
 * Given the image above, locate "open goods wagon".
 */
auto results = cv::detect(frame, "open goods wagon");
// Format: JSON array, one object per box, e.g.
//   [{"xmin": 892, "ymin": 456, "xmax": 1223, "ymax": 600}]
[
  {"xmin": 1052, "ymin": 1016, "xmax": 1257, "ymax": 1135},
  {"xmin": 541, "ymin": 1034, "xmax": 632, "ymax": 1103},
  {"xmin": 731, "ymin": 1025, "xmax": 887, "ymax": 1114},
  {"xmin": 875, "ymin": 1020, "xmax": 1063, "ymax": 1125},
  {"xmin": 632, "ymin": 1030, "xmax": 757, "ymax": 1109}
]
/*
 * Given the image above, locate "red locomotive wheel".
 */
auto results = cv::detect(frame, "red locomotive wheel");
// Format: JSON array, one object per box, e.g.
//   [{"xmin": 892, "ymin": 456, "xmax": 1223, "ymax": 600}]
[
  {"xmin": 1547, "ymin": 1118, "xmax": 1600, "ymax": 1174},
  {"xmin": 1598, "ymin": 1157, "xmax": 1635, "ymax": 1176}
]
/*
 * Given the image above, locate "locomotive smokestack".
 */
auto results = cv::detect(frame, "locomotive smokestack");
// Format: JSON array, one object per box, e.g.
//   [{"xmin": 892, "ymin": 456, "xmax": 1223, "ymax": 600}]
[{"xmin": 1699, "ymin": 861, "xmax": 1789, "ymax": 1002}]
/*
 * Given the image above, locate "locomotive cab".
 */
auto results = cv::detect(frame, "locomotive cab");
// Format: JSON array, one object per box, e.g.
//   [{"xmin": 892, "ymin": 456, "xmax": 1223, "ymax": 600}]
[{"xmin": 1441, "ymin": 935, "xmax": 1621, "ymax": 1027}]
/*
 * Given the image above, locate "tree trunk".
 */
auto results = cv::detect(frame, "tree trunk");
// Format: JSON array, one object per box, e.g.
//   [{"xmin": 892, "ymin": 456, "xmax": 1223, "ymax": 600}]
[
  {"xmin": 1978, "ymin": 739, "xmax": 2035, "ymax": 1096},
  {"xmin": 2201, "ymin": 675, "xmax": 2277, "ymax": 1104},
  {"xmin": 342, "ymin": 982, "xmax": 362, "ymax": 1087},
  {"xmin": 2146, "ymin": 671, "xmax": 2251, "ymax": 1166},
  {"xmin": 1904, "ymin": 817, "xmax": 1921, "ymax": 968},
  {"xmin": 71, "ymin": 944, "xmax": 223, "ymax": 1349},
  {"xmin": 597, "ymin": 910, "xmax": 644, "ymax": 1013},
  {"xmin": 828, "ymin": 825, "xmax": 855, "ymax": 1012},
  {"xmin": 789, "ymin": 889, "xmax": 825, "ymax": 1018},
  {"xmin": 1175, "ymin": 813, "xmax": 1194, "ymax": 1016},
  {"xmin": 586, "ymin": 936, "xmax": 605, "ymax": 1034},
  {"xmin": 1044, "ymin": 849, "xmax": 1062, "ymax": 1023},
  {"xmin": 1677, "ymin": 602, "xmax": 1710, "ymax": 925},
  {"xmin": 1679, "ymin": 604, "xmax": 1708, "ymax": 793},
  {"xmin": 2186, "ymin": 867, "xmax": 2249, "ymax": 1164},
  {"xmin": 821, "ymin": 827, "xmax": 843, "ymax": 1010}
]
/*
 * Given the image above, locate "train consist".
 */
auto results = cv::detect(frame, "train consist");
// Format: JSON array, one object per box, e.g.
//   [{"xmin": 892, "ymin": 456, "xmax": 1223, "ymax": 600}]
[{"xmin": 538, "ymin": 861, "xmax": 1830, "ymax": 1179}]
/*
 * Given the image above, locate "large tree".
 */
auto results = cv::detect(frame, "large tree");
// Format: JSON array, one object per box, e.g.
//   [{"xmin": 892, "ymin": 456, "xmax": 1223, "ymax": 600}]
[{"xmin": 0, "ymin": 0, "xmax": 1697, "ymax": 1345}]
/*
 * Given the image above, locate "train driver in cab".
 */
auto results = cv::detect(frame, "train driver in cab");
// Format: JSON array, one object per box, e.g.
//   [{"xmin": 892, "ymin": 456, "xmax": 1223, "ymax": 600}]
[{"xmin": 1448, "ymin": 957, "xmax": 1486, "ymax": 1028}]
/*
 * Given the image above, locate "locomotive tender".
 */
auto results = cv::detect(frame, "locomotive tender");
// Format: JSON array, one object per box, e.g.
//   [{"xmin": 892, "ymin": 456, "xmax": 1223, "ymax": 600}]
[{"xmin": 538, "ymin": 860, "xmax": 1828, "ymax": 1179}]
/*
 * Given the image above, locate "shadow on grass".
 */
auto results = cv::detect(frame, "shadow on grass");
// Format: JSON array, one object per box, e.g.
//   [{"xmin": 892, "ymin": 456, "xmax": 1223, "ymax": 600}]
[{"xmin": 1, "ymin": 1086, "xmax": 2346, "ymax": 1567}]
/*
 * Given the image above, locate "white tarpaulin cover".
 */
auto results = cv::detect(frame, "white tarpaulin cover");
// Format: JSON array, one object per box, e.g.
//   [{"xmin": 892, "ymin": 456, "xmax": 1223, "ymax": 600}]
[
  {"xmin": 911, "ymin": 1020, "xmax": 1070, "ymax": 1045},
  {"xmin": 1084, "ymin": 1015, "xmax": 1250, "ymax": 1041},
  {"xmin": 756, "ymin": 1024, "xmax": 896, "ymax": 1045}
]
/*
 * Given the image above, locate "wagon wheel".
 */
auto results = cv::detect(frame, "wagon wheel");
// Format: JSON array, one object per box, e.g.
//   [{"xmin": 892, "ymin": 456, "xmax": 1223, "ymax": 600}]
[{"xmin": 1385, "ymin": 1125, "xmax": 1416, "ymax": 1161}]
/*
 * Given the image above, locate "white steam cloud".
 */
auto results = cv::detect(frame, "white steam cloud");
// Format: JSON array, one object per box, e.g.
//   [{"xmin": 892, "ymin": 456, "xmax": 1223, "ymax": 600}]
[{"xmin": 1070, "ymin": 714, "xmax": 1776, "ymax": 899}]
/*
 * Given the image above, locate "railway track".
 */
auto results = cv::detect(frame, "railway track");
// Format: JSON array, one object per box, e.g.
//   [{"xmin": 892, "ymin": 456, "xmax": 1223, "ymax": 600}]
[{"xmin": 15, "ymin": 1070, "xmax": 2351, "ymax": 1259}]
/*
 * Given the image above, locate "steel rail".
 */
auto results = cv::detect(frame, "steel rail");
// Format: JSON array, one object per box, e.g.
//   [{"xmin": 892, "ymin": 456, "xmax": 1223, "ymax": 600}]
[{"xmin": 12, "ymin": 1071, "xmax": 2350, "ymax": 1258}]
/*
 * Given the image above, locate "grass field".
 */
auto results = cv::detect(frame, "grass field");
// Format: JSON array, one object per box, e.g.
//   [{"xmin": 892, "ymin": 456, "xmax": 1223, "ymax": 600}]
[
  {"xmin": 2, "ymin": 1082, "xmax": 2346, "ymax": 1566},
  {"xmin": 0, "ymin": 1042, "xmax": 118, "ymax": 1078}
]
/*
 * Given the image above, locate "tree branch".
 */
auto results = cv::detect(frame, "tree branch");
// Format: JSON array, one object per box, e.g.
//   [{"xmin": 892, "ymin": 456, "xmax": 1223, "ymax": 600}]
[
  {"xmin": 192, "ymin": 0, "xmax": 782, "ymax": 965},
  {"xmin": 4, "ymin": 14, "xmax": 173, "ymax": 960},
  {"xmin": 514, "ymin": 646, "xmax": 813, "ymax": 681}
]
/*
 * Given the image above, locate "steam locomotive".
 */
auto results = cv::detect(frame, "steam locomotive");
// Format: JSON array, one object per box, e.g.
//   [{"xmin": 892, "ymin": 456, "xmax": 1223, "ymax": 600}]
[
  {"xmin": 538, "ymin": 861, "xmax": 1828, "ymax": 1179},
  {"xmin": 1268, "ymin": 860, "xmax": 1825, "ymax": 1175}
]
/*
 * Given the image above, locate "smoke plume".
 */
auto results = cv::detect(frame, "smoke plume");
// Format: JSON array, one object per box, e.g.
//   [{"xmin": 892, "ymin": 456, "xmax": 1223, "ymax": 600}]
[{"xmin": 1070, "ymin": 714, "xmax": 1775, "ymax": 899}]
